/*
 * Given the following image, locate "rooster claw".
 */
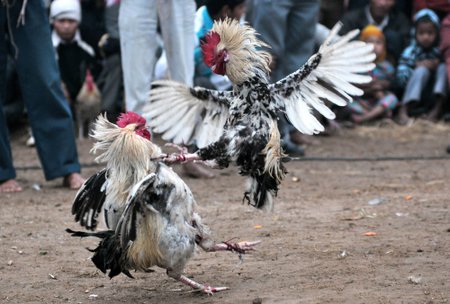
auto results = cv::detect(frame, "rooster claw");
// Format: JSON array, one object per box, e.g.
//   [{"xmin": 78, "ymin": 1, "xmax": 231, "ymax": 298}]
[
  {"xmin": 196, "ymin": 285, "xmax": 229, "ymax": 295},
  {"xmin": 224, "ymin": 240, "xmax": 261, "ymax": 254}
]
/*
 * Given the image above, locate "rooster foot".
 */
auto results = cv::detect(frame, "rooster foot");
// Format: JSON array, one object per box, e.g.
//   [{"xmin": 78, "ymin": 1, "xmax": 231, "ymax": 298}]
[
  {"xmin": 223, "ymin": 240, "xmax": 261, "ymax": 254},
  {"xmin": 176, "ymin": 275, "xmax": 229, "ymax": 295},
  {"xmin": 162, "ymin": 152, "xmax": 201, "ymax": 164},
  {"xmin": 196, "ymin": 284, "xmax": 229, "ymax": 295}
]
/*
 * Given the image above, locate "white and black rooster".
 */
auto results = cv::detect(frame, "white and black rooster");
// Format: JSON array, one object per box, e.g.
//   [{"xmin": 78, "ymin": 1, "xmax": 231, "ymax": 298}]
[
  {"xmin": 143, "ymin": 19, "xmax": 375, "ymax": 210},
  {"xmin": 67, "ymin": 112, "xmax": 259, "ymax": 294}
]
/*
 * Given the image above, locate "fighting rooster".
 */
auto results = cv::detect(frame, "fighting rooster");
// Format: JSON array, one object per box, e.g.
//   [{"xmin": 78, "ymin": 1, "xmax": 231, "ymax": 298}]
[
  {"xmin": 67, "ymin": 112, "xmax": 259, "ymax": 294},
  {"xmin": 143, "ymin": 20, "xmax": 375, "ymax": 209}
]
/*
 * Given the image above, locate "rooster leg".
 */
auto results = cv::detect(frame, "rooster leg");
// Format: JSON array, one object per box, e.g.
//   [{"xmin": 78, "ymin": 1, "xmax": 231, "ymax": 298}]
[
  {"xmin": 167, "ymin": 270, "xmax": 228, "ymax": 294},
  {"xmin": 198, "ymin": 238, "xmax": 261, "ymax": 254},
  {"xmin": 162, "ymin": 152, "xmax": 201, "ymax": 164},
  {"xmin": 212, "ymin": 240, "xmax": 261, "ymax": 254}
]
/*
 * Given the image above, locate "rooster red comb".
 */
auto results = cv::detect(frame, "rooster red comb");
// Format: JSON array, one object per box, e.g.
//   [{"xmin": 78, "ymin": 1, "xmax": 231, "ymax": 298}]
[
  {"xmin": 117, "ymin": 112, "xmax": 146, "ymax": 127},
  {"xmin": 116, "ymin": 112, "xmax": 151, "ymax": 140},
  {"xmin": 201, "ymin": 31, "xmax": 221, "ymax": 67}
]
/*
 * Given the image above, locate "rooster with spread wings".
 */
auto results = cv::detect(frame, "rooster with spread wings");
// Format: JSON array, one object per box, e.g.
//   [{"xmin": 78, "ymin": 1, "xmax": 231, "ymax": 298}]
[{"xmin": 143, "ymin": 19, "xmax": 375, "ymax": 210}]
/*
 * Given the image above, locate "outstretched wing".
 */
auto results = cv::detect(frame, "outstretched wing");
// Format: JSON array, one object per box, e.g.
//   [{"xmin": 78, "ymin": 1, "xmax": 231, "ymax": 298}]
[
  {"xmin": 270, "ymin": 22, "xmax": 375, "ymax": 135},
  {"xmin": 71, "ymin": 168, "xmax": 108, "ymax": 230},
  {"xmin": 142, "ymin": 80, "xmax": 234, "ymax": 148},
  {"xmin": 116, "ymin": 164, "xmax": 194, "ymax": 248}
]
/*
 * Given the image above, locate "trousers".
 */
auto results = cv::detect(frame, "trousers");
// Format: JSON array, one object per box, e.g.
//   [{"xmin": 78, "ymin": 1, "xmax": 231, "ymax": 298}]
[{"xmin": 0, "ymin": 0, "xmax": 80, "ymax": 181}]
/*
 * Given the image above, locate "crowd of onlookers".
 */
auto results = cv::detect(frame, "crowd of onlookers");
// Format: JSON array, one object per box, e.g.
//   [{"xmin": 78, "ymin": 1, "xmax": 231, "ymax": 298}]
[{"xmin": 1, "ymin": 0, "xmax": 449, "ymax": 192}]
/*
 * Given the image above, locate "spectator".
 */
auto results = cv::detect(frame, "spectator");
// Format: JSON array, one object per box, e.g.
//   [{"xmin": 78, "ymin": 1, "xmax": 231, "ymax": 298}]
[
  {"xmin": 396, "ymin": 9, "xmax": 447, "ymax": 124},
  {"xmin": 348, "ymin": 25, "xmax": 399, "ymax": 124},
  {"xmin": 249, "ymin": 0, "xmax": 321, "ymax": 156},
  {"xmin": 119, "ymin": 0, "xmax": 215, "ymax": 178},
  {"xmin": 413, "ymin": 1, "xmax": 450, "ymax": 93},
  {"xmin": 0, "ymin": 0, "xmax": 84, "ymax": 192},
  {"xmin": 79, "ymin": 0, "xmax": 106, "ymax": 59},
  {"xmin": 194, "ymin": 0, "xmax": 246, "ymax": 91},
  {"xmin": 50, "ymin": 0, "xmax": 97, "ymax": 103},
  {"xmin": 320, "ymin": 0, "xmax": 345, "ymax": 29},
  {"xmin": 340, "ymin": 0, "xmax": 411, "ymax": 64},
  {"xmin": 3, "ymin": 54, "xmax": 24, "ymax": 127},
  {"xmin": 96, "ymin": 0, "xmax": 124, "ymax": 122}
]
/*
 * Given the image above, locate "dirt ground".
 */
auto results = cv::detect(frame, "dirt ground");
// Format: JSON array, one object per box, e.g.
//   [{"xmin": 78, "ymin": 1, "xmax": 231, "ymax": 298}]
[{"xmin": 1, "ymin": 120, "xmax": 450, "ymax": 304}]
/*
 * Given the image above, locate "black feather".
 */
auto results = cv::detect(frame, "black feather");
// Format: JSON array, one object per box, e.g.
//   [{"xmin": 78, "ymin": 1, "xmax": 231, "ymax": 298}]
[
  {"xmin": 66, "ymin": 228, "xmax": 133, "ymax": 279},
  {"xmin": 72, "ymin": 169, "xmax": 108, "ymax": 230}
]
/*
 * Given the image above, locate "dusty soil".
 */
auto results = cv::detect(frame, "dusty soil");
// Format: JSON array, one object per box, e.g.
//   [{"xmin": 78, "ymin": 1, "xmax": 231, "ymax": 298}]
[{"xmin": 1, "ymin": 120, "xmax": 450, "ymax": 304}]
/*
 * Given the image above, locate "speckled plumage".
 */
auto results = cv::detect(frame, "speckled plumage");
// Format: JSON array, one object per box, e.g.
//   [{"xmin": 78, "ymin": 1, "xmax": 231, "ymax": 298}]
[{"xmin": 143, "ymin": 20, "xmax": 376, "ymax": 209}]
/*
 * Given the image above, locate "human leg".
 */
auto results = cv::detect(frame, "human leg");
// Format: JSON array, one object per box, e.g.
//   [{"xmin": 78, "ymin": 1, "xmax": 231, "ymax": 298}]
[
  {"xmin": 158, "ymin": 0, "xmax": 196, "ymax": 86},
  {"xmin": 426, "ymin": 63, "xmax": 448, "ymax": 121},
  {"xmin": 251, "ymin": 0, "xmax": 290, "ymax": 82},
  {"xmin": 397, "ymin": 66, "xmax": 430, "ymax": 124},
  {"xmin": 119, "ymin": 0, "xmax": 158, "ymax": 114},
  {"xmin": 11, "ymin": 0, "xmax": 82, "ymax": 184},
  {"xmin": 284, "ymin": 0, "xmax": 319, "ymax": 75},
  {"xmin": 98, "ymin": 54, "xmax": 123, "ymax": 122},
  {"xmin": 0, "ymin": 5, "xmax": 17, "ymax": 186}
]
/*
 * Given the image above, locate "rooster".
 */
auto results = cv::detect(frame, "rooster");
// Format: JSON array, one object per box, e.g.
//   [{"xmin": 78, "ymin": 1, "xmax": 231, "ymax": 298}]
[
  {"xmin": 143, "ymin": 20, "xmax": 375, "ymax": 210},
  {"xmin": 67, "ymin": 112, "xmax": 260, "ymax": 294},
  {"xmin": 75, "ymin": 69, "xmax": 101, "ymax": 140}
]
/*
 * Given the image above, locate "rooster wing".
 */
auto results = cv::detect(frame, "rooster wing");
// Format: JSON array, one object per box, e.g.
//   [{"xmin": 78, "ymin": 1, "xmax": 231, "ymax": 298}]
[
  {"xmin": 116, "ymin": 163, "xmax": 195, "ymax": 256},
  {"xmin": 142, "ymin": 80, "xmax": 234, "ymax": 148},
  {"xmin": 269, "ymin": 23, "xmax": 375, "ymax": 135}
]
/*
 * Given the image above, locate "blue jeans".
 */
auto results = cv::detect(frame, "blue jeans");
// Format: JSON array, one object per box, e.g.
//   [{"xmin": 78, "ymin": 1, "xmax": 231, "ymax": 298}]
[{"xmin": 0, "ymin": 0, "xmax": 80, "ymax": 181}]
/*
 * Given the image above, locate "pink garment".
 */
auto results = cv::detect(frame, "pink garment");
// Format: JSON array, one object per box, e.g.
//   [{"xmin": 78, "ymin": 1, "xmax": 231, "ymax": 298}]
[{"xmin": 440, "ymin": 13, "xmax": 450, "ymax": 88}]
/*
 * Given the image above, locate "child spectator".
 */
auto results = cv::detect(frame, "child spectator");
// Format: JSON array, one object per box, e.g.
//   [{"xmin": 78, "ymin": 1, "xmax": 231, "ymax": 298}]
[
  {"xmin": 349, "ymin": 25, "xmax": 398, "ymax": 124},
  {"xmin": 50, "ymin": 0, "xmax": 97, "ymax": 104},
  {"xmin": 396, "ymin": 9, "xmax": 448, "ymax": 124},
  {"xmin": 340, "ymin": 0, "xmax": 410, "ymax": 64},
  {"xmin": 194, "ymin": 0, "xmax": 246, "ymax": 90}
]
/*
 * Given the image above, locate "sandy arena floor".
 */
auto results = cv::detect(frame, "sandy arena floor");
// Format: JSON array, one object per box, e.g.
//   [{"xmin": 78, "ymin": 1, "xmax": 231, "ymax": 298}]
[{"xmin": 1, "ymin": 119, "xmax": 449, "ymax": 304}]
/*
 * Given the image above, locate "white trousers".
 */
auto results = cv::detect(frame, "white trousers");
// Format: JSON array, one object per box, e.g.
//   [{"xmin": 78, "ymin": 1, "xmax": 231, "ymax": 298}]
[{"xmin": 119, "ymin": 0, "xmax": 195, "ymax": 114}]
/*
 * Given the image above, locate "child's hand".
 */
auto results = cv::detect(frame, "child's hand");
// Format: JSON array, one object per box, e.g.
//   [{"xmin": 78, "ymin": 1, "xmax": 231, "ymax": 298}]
[{"xmin": 416, "ymin": 59, "xmax": 439, "ymax": 70}]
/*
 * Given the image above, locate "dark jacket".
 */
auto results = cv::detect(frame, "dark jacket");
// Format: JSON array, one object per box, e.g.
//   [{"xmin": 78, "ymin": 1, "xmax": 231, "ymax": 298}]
[{"xmin": 340, "ymin": 5, "xmax": 411, "ymax": 63}]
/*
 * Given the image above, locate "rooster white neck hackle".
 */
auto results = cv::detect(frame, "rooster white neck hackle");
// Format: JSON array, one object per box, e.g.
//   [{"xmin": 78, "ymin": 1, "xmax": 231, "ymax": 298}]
[
  {"xmin": 212, "ymin": 18, "xmax": 271, "ymax": 84},
  {"xmin": 90, "ymin": 114, "xmax": 161, "ymax": 205}
]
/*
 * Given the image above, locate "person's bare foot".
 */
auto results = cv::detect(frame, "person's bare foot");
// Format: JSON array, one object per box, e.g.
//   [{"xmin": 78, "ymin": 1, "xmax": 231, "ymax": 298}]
[
  {"xmin": 182, "ymin": 162, "xmax": 215, "ymax": 179},
  {"xmin": 351, "ymin": 113, "xmax": 364, "ymax": 124},
  {"xmin": 0, "ymin": 179, "xmax": 23, "ymax": 193},
  {"xmin": 63, "ymin": 173, "xmax": 85, "ymax": 190}
]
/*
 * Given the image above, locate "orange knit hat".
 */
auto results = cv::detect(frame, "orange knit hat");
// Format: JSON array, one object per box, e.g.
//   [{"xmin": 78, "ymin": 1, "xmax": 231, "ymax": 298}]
[
  {"xmin": 360, "ymin": 25, "xmax": 385, "ymax": 41},
  {"xmin": 360, "ymin": 25, "xmax": 385, "ymax": 62}
]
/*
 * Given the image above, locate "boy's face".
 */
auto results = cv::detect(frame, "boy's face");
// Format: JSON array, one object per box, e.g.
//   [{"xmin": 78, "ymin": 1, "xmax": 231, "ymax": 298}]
[
  {"xmin": 416, "ymin": 21, "xmax": 437, "ymax": 49},
  {"xmin": 370, "ymin": 0, "xmax": 395, "ymax": 19},
  {"xmin": 366, "ymin": 36, "xmax": 385, "ymax": 60},
  {"xmin": 53, "ymin": 18, "xmax": 79, "ymax": 42}
]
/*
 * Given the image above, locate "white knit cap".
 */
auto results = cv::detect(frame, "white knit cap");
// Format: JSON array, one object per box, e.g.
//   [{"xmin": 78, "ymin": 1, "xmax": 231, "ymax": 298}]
[{"xmin": 50, "ymin": 0, "xmax": 81, "ymax": 22}]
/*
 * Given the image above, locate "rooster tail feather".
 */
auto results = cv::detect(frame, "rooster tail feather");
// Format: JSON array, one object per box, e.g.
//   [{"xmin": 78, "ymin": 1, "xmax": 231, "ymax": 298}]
[
  {"xmin": 262, "ymin": 120, "xmax": 286, "ymax": 184},
  {"xmin": 244, "ymin": 173, "xmax": 277, "ymax": 211},
  {"xmin": 66, "ymin": 228, "xmax": 133, "ymax": 279}
]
